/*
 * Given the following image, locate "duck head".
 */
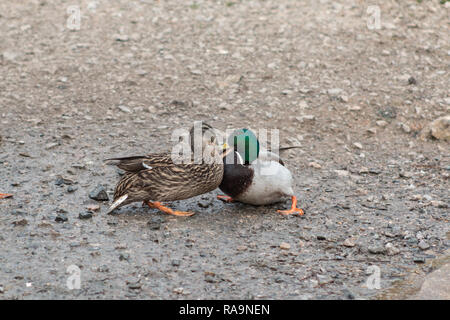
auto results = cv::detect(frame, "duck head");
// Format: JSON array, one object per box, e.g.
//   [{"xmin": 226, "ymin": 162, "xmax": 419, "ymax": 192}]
[{"xmin": 226, "ymin": 128, "xmax": 260, "ymax": 165}]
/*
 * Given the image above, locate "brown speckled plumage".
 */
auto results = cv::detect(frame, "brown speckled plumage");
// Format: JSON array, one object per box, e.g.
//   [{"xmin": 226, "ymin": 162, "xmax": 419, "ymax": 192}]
[
  {"xmin": 113, "ymin": 161, "xmax": 224, "ymax": 206},
  {"xmin": 106, "ymin": 122, "xmax": 227, "ymax": 213}
]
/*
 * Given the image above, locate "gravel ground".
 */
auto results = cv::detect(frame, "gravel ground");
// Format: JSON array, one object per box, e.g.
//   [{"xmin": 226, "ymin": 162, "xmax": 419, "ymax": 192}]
[{"xmin": 0, "ymin": 0, "xmax": 449, "ymax": 299}]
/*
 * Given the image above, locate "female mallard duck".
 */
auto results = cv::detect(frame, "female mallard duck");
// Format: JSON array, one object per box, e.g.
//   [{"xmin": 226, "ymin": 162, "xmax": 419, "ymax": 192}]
[
  {"xmin": 106, "ymin": 122, "xmax": 229, "ymax": 216},
  {"xmin": 218, "ymin": 128, "xmax": 304, "ymax": 216}
]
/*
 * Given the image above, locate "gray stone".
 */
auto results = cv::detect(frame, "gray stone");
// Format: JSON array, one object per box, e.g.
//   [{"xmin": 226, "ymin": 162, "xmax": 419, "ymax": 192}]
[
  {"xmin": 385, "ymin": 243, "xmax": 400, "ymax": 256},
  {"xmin": 171, "ymin": 259, "xmax": 181, "ymax": 267},
  {"xmin": 119, "ymin": 253, "xmax": 130, "ymax": 261},
  {"xmin": 67, "ymin": 186, "xmax": 78, "ymax": 193},
  {"xmin": 418, "ymin": 240, "xmax": 430, "ymax": 250},
  {"xmin": 55, "ymin": 214, "xmax": 68, "ymax": 223},
  {"xmin": 79, "ymin": 211, "xmax": 93, "ymax": 220},
  {"xmin": 147, "ymin": 216, "xmax": 164, "ymax": 230},
  {"xmin": 117, "ymin": 105, "xmax": 132, "ymax": 113},
  {"xmin": 421, "ymin": 115, "xmax": 450, "ymax": 141},
  {"xmin": 368, "ymin": 245, "xmax": 386, "ymax": 255},
  {"xmin": 89, "ymin": 185, "xmax": 109, "ymax": 201}
]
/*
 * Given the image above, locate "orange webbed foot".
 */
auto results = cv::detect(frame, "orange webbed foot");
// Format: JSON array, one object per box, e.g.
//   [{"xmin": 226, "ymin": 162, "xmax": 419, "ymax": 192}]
[
  {"xmin": 277, "ymin": 196, "xmax": 305, "ymax": 216},
  {"xmin": 147, "ymin": 201, "xmax": 195, "ymax": 217},
  {"xmin": 217, "ymin": 195, "xmax": 234, "ymax": 203}
]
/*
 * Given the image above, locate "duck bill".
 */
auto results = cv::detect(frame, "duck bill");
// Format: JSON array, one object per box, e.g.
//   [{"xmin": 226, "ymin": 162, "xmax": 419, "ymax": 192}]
[{"xmin": 221, "ymin": 143, "xmax": 232, "ymax": 157}]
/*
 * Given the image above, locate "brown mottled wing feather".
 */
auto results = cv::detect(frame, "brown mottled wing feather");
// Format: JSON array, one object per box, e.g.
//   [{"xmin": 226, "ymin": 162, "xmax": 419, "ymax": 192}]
[
  {"xmin": 113, "ymin": 163, "xmax": 224, "ymax": 203},
  {"xmin": 106, "ymin": 153, "xmax": 174, "ymax": 173}
]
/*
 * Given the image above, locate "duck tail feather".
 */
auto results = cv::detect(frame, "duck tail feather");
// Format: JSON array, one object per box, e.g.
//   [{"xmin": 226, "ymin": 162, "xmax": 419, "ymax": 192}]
[
  {"xmin": 104, "ymin": 156, "xmax": 148, "ymax": 172},
  {"xmin": 106, "ymin": 194, "xmax": 128, "ymax": 214},
  {"xmin": 279, "ymin": 146, "xmax": 302, "ymax": 151},
  {"xmin": 104, "ymin": 156, "xmax": 146, "ymax": 162}
]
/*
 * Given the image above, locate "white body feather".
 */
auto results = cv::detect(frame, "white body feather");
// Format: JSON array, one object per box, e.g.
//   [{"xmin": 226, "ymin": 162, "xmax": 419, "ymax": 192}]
[{"xmin": 234, "ymin": 151, "xmax": 295, "ymax": 205}]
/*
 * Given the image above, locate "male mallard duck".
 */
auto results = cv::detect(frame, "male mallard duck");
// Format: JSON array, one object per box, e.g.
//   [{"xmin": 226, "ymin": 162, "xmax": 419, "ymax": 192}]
[
  {"xmin": 0, "ymin": 193, "xmax": 13, "ymax": 199},
  {"xmin": 106, "ymin": 122, "xmax": 229, "ymax": 216},
  {"xmin": 218, "ymin": 128, "xmax": 304, "ymax": 216}
]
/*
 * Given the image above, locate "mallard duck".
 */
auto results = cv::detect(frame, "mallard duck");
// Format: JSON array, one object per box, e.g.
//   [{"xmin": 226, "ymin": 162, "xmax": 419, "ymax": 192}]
[
  {"xmin": 105, "ymin": 122, "xmax": 229, "ymax": 216},
  {"xmin": 218, "ymin": 128, "xmax": 304, "ymax": 216},
  {"xmin": 0, "ymin": 193, "xmax": 13, "ymax": 199}
]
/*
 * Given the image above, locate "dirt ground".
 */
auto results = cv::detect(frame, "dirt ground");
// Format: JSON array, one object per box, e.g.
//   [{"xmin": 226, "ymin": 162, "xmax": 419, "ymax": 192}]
[{"xmin": 0, "ymin": 0, "xmax": 449, "ymax": 299}]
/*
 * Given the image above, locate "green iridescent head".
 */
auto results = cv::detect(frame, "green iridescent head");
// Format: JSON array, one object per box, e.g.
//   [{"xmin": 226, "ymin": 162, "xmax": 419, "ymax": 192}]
[{"xmin": 228, "ymin": 128, "xmax": 260, "ymax": 164}]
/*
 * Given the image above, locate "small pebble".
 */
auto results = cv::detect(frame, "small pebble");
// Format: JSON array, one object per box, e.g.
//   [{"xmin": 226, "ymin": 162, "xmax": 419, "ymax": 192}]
[
  {"xmin": 197, "ymin": 200, "xmax": 212, "ymax": 208},
  {"xmin": 204, "ymin": 273, "xmax": 217, "ymax": 283},
  {"xmin": 327, "ymin": 88, "xmax": 343, "ymax": 96},
  {"xmin": 147, "ymin": 216, "xmax": 164, "ymax": 230},
  {"xmin": 97, "ymin": 265, "xmax": 109, "ymax": 272},
  {"xmin": 431, "ymin": 200, "xmax": 448, "ymax": 208},
  {"xmin": 173, "ymin": 287, "xmax": 184, "ymax": 294},
  {"xmin": 127, "ymin": 282, "xmax": 141, "ymax": 290},
  {"xmin": 86, "ymin": 204, "xmax": 100, "ymax": 212},
  {"xmin": 343, "ymin": 238, "xmax": 356, "ymax": 247},
  {"xmin": 399, "ymin": 123, "xmax": 411, "ymax": 133},
  {"xmin": 376, "ymin": 120, "xmax": 388, "ymax": 127},
  {"xmin": 280, "ymin": 242, "xmax": 291, "ymax": 250},
  {"xmin": 117, "ymin": 105, "xmax": 131, "ymax": 113},
  {"xmin": 55, "ymin": 214, "xmax": 68, "ymax": 223},
  {"xmin": 385, "ymin": 243, "xmax": 400, "ymax": 256},
  {"xmin": 11, "ymin": 209, "xmax": 27, "ymax": 216},
  {"xmin": 55, "ymin": 177, "xmax": 74, "ymax": 186},
  {"xmin": 368, "ymin": 245, "xmax": 386, "ymax": 255},
  {"xmin": 171, "ymin": 259, "xmax": 181, "ymax": 267},
  {"xmin": 413, "ymin": 256, "xmax": 426, "ymax": 263},
  {"xmin": 115, "ymin": 35, "xmax": 129, "ymax": 42},
  {"xmin": 12, "ymin": 219, "xmax": 28, "ymax": 226},
  {"xmin": 342, "ymin": 288, "xmax": 355, "ymax": 300},
  {"xmin": 317, "ymin": 275, "xmax": 333, "ymax": 285},
  {"xmin": 67, "ymin": 186, "xmax": 78, "ymax": 193},
  {"xmin": 399, "ymin": 171, "xmax": 413, "ymax": 178},
  {"xmin": 119, "ymin": 253, "xmax": 130, "ymax": 261},
  {"xmin": 308, "ymin": 161, "xmax": 322, "ymax": 169},
  {"xmin": 79, "ymin": 211, "xmax": 93, "ymax": 220},
  {"xmin": 89, "ymin": 185, "xmax": 109, "ymax": 201},
  {"xmin": 418, "ymin": 240, "xmax": 430, "ymax": 250}
]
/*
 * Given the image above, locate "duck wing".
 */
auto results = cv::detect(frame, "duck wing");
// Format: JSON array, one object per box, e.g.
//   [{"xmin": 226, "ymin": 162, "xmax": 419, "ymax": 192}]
[
  {"xmin": 113, "ymin": 162, "xmax": 223, "ymax": 202},
  {"xmin": 105, "ymin": 153, "xmax": 174, "ymax": 173}
]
